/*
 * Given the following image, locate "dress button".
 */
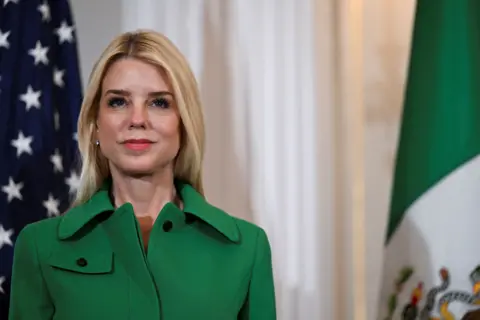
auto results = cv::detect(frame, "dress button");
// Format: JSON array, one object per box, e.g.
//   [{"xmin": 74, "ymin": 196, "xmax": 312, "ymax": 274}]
[
  {"xmin": 76, "ymin": 258, "xmax": 88, "ymax": 267},
  {"xmin": 163, "ymin": 220, "xmax": 173, "ymax": 232}
]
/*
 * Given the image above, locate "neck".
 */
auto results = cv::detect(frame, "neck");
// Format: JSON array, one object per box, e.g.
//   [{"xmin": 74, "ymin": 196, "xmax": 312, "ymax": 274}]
[{"xmin": 110, "ymin": 167, "xmax": 177, "ymax": 219}]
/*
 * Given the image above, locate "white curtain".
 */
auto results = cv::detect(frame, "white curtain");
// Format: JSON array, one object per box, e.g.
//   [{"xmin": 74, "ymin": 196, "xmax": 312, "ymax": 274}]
[{"xmin": 118, "ymin": 0, "xmax": 368, "ymax": 319}]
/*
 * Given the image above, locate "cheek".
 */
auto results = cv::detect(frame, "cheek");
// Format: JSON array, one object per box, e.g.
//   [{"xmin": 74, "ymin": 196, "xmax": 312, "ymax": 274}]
[
  {"xmin": 156, "ymin": 115, "xmax": 181, "ymax": 140},
  {"xmin": 98, "ymin": 106, "xmax": 123, "ymax": 128},
  {"xmin": 96, "ymin": 113, "xmax": 121, "ymax": 145}
]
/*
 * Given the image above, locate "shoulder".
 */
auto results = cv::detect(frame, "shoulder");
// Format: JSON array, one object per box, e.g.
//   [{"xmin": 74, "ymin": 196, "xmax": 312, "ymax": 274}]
[
  {"xmin": 233, "ymin": 216, "xmax": 272, "ymax": 256},
  {"xmin": 207, "ymin": 202, "xmax": 271, "ymax": 250},
  {"xmin": 17, "ymin": 215, "xmax": 62, "ymax": 237},
  {"xmin": 14, "ymin": 216, "xmax": 63, "ymax": 252},
  {"xmin": 232, "ymin": 215, "xmax": 273, "ymax": 262},
  {"xmin": 218, "ymin": 211, "xmax": 274, "ymax": 275},
  {"xmin": 231, "ymin": 215, "xmax": 270, "ymax": 244}
]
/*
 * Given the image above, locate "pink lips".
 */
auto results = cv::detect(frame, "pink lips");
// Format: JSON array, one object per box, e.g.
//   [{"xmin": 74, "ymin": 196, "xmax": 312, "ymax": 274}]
[{"xmin": 123, "ymin": 139, "xmax": 152, "ymax": 151}]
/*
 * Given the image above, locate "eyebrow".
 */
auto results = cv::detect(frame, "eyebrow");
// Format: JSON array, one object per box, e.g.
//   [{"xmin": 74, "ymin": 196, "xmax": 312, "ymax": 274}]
[{"xmin": 104, "ymin": 89, "xmax": 173, "ymax": 97}]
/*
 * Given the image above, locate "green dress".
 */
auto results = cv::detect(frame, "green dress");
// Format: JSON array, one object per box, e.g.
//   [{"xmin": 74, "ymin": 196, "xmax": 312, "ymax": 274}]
[{"xmin": 9, "ymin": 180, "xmax": 276, "ymax": 319}]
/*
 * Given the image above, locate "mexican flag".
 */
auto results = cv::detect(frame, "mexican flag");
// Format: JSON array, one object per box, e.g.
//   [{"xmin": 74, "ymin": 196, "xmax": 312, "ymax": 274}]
[{"xmin": 378, "ymin": 1, "xmax": 480, "ymax": 320}]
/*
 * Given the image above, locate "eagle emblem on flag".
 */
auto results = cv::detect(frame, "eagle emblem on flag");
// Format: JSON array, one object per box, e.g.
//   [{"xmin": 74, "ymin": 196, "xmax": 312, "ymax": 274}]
[{"xmin": 384, "ymin": 266, "xmax": 480, "ymax": 320}]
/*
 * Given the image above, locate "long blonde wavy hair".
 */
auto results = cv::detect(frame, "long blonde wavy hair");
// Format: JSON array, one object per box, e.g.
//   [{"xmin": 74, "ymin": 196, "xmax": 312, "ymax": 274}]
[{"xmin": 72, "ymin": 30, "xmax": 205, "ymax": 207}]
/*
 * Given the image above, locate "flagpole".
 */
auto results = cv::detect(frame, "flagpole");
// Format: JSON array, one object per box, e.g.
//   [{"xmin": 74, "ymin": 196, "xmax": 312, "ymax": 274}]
[{"xmin": 347, "ymin": 0, "xmax": 366, "ymax": 319}]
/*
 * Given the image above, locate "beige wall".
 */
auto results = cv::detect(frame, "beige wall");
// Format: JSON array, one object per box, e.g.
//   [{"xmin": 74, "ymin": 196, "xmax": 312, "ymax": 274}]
[
  {"xmin": 364, "ymin": 1, "xmax": 415, "ymax": 318},
  {"xmin": 319, "ymin": 0, "xmax": 416, "ymax": 318}
]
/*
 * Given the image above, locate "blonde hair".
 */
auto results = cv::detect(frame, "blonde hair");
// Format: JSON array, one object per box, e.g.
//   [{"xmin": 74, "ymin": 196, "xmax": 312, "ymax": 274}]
[{"xmin": 73, "ymin": 30, "xmax": 205, "ymax": 207}]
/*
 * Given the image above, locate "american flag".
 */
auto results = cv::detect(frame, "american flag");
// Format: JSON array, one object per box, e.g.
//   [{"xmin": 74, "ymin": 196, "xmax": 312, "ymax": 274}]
[{"xmin": 0, "ymin": 0, "xmax": 82, "ymax": 316}]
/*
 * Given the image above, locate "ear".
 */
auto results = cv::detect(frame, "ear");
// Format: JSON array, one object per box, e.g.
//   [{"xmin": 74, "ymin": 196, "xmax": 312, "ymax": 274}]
[{"xmin": 91, "ymin": 122, "xmax": 99, "ymax": 142}]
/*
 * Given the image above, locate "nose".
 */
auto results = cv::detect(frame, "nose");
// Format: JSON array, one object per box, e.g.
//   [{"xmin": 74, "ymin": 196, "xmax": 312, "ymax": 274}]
[{"xmin": 129, "ymin": 103, "xmax": 148, "ymax": 128}]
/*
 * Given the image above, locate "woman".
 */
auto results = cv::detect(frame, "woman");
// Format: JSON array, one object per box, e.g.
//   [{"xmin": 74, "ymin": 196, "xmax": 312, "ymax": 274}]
[{"xmin": 9, "ymin": 30, "xmax": 276, "ymax": 320}]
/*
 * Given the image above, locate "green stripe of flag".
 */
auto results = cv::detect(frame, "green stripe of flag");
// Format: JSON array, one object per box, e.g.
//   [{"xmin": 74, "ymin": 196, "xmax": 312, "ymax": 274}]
[{"xmin": 386, "ymin": 0, "xmax": 480, "ymax": 243}]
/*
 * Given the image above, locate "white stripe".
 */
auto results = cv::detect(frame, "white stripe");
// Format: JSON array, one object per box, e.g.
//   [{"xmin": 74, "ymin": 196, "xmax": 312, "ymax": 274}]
[{"xmin": 380, "ymin": 154, "xmax": 480, "ymax": 319}]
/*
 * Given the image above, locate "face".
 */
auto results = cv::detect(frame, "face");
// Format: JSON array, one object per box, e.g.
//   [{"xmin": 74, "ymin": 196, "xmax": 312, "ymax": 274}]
[{"xmin": 96, "ymin": 58, "xmax": 181, "ymax": 176}]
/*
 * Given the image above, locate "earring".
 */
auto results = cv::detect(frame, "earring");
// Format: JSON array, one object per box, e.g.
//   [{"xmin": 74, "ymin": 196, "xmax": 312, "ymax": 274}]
[{"xmin": 95, "ymin": 140, "xmax": 100, "ymax": 146}]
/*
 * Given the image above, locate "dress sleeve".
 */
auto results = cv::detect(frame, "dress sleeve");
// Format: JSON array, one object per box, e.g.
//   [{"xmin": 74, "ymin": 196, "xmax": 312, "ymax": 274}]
[
  {"xmin": 238, "ymin": 228, "xmax": 277, "ymax": 319},
  {"xmin": 9, "ymin": 224, "xmax": 54, "ymax": 320}
]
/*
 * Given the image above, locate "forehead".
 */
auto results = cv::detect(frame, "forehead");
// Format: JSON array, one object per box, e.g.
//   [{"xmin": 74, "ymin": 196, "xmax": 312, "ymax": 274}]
[{"xmin": 101, "ymin": 58, "xmax": 171, "ymax": 92}]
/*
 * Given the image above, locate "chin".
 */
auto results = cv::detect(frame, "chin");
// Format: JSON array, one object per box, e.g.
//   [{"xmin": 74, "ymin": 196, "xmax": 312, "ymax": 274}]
[
  {"xmin": 121, "ymin": 166, "xmax": 156, "ymax": 177},
  {"xmin": 115, "ymin": 158, "xmax": 173, "ymax": 177}
]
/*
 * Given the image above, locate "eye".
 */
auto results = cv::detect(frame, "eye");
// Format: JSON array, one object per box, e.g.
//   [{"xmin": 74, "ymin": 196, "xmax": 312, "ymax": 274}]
[
  {"xmin": 107, "ymin": 97, "xmax": 126, "ymax": 108},
  {"xmin": 151, "ymin": 97, "xmax": 170, "ymax": 109}
]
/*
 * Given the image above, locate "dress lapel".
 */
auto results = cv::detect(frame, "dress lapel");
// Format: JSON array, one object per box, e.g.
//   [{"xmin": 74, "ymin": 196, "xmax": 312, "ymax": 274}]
[
  {"xmin": 57, "ymin": 182, "xmax": 160, "ymax": 312},
  {"xmin": 101, "ymin": 203, "xmax": 160, "ymax": 311}
]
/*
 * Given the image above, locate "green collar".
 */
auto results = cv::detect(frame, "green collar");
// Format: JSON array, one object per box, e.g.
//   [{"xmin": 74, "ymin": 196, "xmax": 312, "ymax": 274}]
[{"xmin": 58, "ymin": 179, "xmax": 240, "ymax": 242}]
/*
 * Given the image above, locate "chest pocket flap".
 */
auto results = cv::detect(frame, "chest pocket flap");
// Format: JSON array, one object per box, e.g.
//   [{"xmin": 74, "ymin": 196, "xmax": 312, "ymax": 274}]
[{"xmin": 48, "ymin": 250, "xmax": 114, "ymax": 275}]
